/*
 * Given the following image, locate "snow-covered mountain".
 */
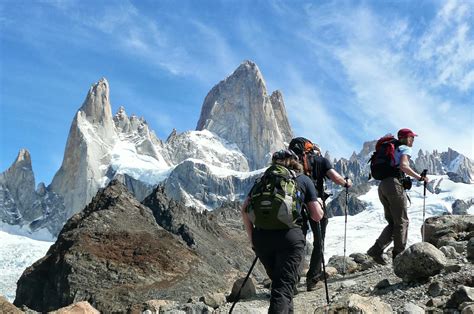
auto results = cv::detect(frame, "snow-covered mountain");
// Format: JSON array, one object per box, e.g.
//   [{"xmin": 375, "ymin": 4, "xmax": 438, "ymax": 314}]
[{"xmin": 1, "ymin": 60, "xmax": 473, "ymax": 239}]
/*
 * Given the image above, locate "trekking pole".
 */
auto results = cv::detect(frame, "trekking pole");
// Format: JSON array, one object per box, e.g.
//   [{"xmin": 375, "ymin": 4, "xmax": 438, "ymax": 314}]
[
  {"xmin": 420, "ymin": 169, "xmax": 428, "ymax": 242},
  {"xmin": 316, "ymin": 221, "xmax": 330, "ymax": 305},
  {"xmin": 343, "ymin": 177, "xmax": 349, "ymax": 276},
  {"xmin": 229, "ymin": 256, "xmax": 258, "ymax": 313}
]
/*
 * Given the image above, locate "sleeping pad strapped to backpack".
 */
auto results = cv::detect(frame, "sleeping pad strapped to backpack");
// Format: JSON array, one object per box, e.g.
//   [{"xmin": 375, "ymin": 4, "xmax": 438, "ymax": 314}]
[{"xmin": 246, "ymin": 164, "xmax": 303, "ymax": 230}]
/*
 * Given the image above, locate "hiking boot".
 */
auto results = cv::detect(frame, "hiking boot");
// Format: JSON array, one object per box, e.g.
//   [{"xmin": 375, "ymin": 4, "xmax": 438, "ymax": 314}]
[
  {"xmin": 306, "ymin": 281, "xmax": 318, "ymax": 292},
  {"xmin": 367, "ymin": 245, "xmax": 387, "ymax": 266},
  {"xmin": 306, "ymin": 274, "xmax": 323, "ymax": 292}
]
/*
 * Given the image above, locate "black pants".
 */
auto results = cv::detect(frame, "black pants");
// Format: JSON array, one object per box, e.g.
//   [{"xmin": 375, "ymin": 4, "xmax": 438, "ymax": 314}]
[
  {"xmin": 306, "ymin": 216, "xmax": 328, "ymax": 285},
  {"xmin": 253, "ymin": 227, "xmax": 305, "ymax": 314}
]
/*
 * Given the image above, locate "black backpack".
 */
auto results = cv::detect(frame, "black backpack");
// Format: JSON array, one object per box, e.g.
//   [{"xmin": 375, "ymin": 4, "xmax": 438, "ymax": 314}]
[{"xmin": 369, "ymin": 135, "xmax": 402, "ymax": 180}]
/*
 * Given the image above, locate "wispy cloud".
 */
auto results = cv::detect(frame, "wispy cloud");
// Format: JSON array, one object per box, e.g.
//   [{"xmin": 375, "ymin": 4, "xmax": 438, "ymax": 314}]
[
  {"xmin": 292, "ymin": 2, "xmax": 473, "ymax": 158},
  {"xmin": 416, "ymin": 0, "xmax": 474, "ymax": 92}
]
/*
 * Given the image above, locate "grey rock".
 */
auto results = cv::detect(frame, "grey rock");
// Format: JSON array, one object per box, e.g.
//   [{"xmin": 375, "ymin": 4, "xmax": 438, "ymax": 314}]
[
  {"xmin": 375, "ymin": 279, "xmax": 391, "ymax": 290},
  {"xmin": 327, "ymin": 255, "xmax": 359, "ymax": 274},
  {"xmin": 446, "ymin": 286, "xmax": 474, "ymax": 310},
  {"xmin": 350, "ymin": 252, "xmax": 377, "ymax": 270},
  {"xmin": 428, "ymin": 282, "xmax": 444, "ymax": 297},
  {"xmin": 426, "ymin": 297, "xmax": 448, "ymax": 308},
  {"xmin": 401, "ymin": 302, "xmax": 425, "ymax": 314},
  {"xmin": 453, "ymin": 199, "xmax": 470, "ymax": 215},
  {"xmin": 440, "ymin": 246, "xmax": 461, "ymax": 259},
  {"xmin": 461, "ymin": 302, "xmax": 474, "ymax": 313},
  {"xmin": 438, "ymin": 239, "xmax": 467, "ymax": 254},
  {"xmin": 200, "ymin": 292, "xmax": 226, "ymax": 309},
  {"xmin": 326, "ymin": 191, "xmax": 368, "ymax": 217},
  {"xmin": 0, "ymin": 295, "xmax": 22, "ymax": 314},
  {"xmin": 468, "ymin": 238, "xmax": 474, "ymax": 262},
  {"xmin": 394, "ymin": 242, "xmax": 447, "ymax": 282},
  {"xmin": 196, "ymin": 60, "xmax": 293, "ymax": 170},
  {"xmin": 228, "ymin": 277, "xmax": 257, "ymax": 301},
  {"xmin": 316, "ymin": 293, "xmax": 392, "ymax": 313},
  {"xmin": 423, "ymin": 215, "xmax": 474, "ymax": 248}
]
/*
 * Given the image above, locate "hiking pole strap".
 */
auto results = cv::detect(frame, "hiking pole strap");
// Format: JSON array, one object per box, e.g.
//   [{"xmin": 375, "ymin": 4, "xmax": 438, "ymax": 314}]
[
  {"xmin": 229, "ymin": 256, "xmax": 258, "ymax": 313},
  {"xmin": 316, "ymin": 222, "xmax": 330, "ymax": 305}
]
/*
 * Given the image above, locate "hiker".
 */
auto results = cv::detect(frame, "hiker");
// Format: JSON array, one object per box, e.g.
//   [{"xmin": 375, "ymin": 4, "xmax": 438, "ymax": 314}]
[
  {"xmin": 367, "ymin": 128, "xmax": 429, "ymax": 265},
  {"xmin": 241, "ymin": 149, "xmax": 324, "ymax": 313},
  {"xmin": 288, "ymin": 137, "xmax": 352, "ymax": 291}
]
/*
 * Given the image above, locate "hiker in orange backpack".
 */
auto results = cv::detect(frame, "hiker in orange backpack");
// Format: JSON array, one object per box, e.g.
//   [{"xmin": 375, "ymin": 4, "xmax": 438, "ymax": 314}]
[
  {"xmin": 288, "ymin": 137, "xmax": 352, "ymax": 291},
  {"xmin": 367, "ymin": 128, "xmax": 429, "ymax": 265},
  {"xmin": 241, "ymin": 149, "xmax": 324, "ymax": 313}
]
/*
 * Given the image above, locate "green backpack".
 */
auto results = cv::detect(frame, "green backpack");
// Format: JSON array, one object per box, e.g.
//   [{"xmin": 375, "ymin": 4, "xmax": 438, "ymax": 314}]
[{"xmin": 246, "ymin": 164, "xmax": 303, "ymax": 230}]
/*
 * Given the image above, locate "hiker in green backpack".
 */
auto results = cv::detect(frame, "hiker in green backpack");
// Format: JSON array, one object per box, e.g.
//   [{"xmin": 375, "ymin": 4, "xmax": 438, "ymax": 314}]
[
  {"xmin": 241, "ymin": 149, "xmax": 324, "ymax": 314},
  {"xmin": 367, "ymin": 128, "xmax": 430, "ymax": 265}
]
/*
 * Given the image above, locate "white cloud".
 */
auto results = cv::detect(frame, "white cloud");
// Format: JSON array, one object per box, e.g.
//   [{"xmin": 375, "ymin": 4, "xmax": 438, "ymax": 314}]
[
  {"xmin": 416, "ymin": 0, "xmax": 474, "ymax": 92},
  {"xmin": 298, "ymin": 3, "xmax": 473, "ymax": 159}
]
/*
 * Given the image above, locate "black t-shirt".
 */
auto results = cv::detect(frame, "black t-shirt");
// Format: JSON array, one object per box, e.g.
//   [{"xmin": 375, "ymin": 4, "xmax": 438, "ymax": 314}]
[
  {"xmin": 309, "ymin": 155, "xmax": 333, "ymax": 195},
  {"xmin": 295, "ymin": 174, "xmax": 319, "ymax": 203}
]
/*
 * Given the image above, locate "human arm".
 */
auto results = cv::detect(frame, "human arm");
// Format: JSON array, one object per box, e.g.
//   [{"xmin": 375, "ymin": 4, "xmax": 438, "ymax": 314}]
[
  {"xmin": 307, "ymin": 199, "xmax": 324, "ymax": 222},
  {"xmin": 327, "ymin": 169, "xmax": 352, "ymax": 188},
  {"xmin": 240, "ymin": 197, "xmax": 254, "ymax": 246},
  {"xmin": 399, "ymin": 155, "xmax": 429, "ymax": 182}
]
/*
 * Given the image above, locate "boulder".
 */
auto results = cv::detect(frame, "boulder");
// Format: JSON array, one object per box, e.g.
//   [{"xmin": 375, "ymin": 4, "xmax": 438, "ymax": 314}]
[
  {"xmin": 393, "ymin": 242, "xmax": 447, "ymax": 282},
  {"xmin": 315, "ymin": 294, "xmax": 392, "ymax": 313},
  {"xmin": 227, "ymin": 277, "xmax": 257, "ymax": 301},
  {"xmin": 0, "ymin": 295, "xmax": 22, "ymax": 314},
  {"xmin": 440, "ymin": 245, "xmax": 461, "ymax": 259},
  {"xmin": 446, "ymin": 286, "xmax": 474, "ymax": 310},
  {"xmin": 327, "ymin": 256, "xmax": 359, "ymax": 274},
  {"xmin": 467, "ymin": 238, "xmax": 474, "ymax": 262},
  {"xmin": 452, "ymin": 199, "xmax": 469, "ymax": 215},
  {"xmin": 401, "ymin": 302, "xmax": 425, "ymax": 314},
  {"xmin": 350, "ymin": 252, "xmax": 377, "ymax": 270},
  {"xmin": 200, "ymin": 293, "xmax": 227, "ymax": 309},
  {"xmin": 49, "ymin": 301, "xmax": 100, "ymax": 313},
  {"xmin": 423, "ymin": 215, "xmax": 474, "ymax": 248},
  {"xmin": 428, "ymin": 282, "xmax": 444, "ymax": 298}
]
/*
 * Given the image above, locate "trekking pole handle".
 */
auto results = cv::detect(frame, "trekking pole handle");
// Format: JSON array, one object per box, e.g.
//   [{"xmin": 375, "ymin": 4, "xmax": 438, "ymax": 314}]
[
  {"xmin": 343, "ymin": 176, "xmax": 350, "ymax": 189},
  {"xmin": 419, "ymin": 169, "xmax": 428, "ymax": 181}
]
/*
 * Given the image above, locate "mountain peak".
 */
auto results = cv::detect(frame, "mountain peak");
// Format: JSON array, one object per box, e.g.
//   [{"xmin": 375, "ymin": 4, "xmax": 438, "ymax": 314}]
[
  {"xmin": 13, "ymin": 149, "xmax": 32, "ymax": 169},
  {"xmin": 79, "ymin": 78, "xmax": 113, "ymax": 127},
  {"xmin": 196, "ymin": 61, "xmax": 293, "ymax": 170}
]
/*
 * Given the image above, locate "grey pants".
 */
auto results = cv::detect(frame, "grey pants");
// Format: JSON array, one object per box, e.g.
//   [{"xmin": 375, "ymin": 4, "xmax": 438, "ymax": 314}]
[{"xmin": 376, "ymin": 177, "xmax": 409, "ymax": 258}]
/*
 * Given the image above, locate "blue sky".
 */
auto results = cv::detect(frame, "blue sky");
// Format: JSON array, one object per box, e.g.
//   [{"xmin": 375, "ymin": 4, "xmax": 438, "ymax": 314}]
[{"xmin": 1, "ymin": 0, "xmax": 473, "ymax": 185}]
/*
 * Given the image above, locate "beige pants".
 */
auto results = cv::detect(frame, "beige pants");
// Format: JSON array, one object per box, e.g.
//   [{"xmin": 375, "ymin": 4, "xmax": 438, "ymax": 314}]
[{"xmin": 376, "ymin": 177, "xmax": 409, "ymax": 257}]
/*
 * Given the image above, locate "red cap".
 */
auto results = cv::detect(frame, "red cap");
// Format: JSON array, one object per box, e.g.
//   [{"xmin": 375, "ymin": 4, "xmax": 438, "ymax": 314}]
[{"xmin": 397, "ymin": 128, "xmax": 418, "ymax": 139}]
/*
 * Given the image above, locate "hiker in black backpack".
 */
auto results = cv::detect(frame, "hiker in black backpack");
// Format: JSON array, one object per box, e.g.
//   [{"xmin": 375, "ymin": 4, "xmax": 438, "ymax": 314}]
[
  {"xmin": 288, "ymin": 137, "xmax": 352, "ymax": 292},
  {"xmin": 367, "ymin": 128, "xmax": 429, "ymax": 265},
  {"xmin": 241, "ymin": 149, "xmax": 324, "ymax": 314}
]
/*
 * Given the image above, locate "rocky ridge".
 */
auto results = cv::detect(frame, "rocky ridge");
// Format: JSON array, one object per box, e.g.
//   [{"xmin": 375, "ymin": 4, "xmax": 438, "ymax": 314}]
[
  {"xmin": 8, "ymin": 189, "xmax": 474, "ymax": 313},
  {"xmin": 13, "ymin": 180, "xmax": 262, "ymax": 313}
]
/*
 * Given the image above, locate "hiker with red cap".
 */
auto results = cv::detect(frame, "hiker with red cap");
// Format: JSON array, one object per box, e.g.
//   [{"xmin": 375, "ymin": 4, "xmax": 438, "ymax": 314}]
[{"xmin": 367, "ymin": 128, "xmax": 429, "ymax": 265}]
